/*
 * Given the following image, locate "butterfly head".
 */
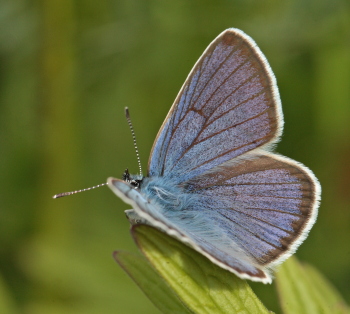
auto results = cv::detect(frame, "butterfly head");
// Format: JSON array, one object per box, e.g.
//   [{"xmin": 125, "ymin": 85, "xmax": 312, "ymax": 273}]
[{"xmin": 122, "ymin": 168, "xmax": 143, "ymax": 190}]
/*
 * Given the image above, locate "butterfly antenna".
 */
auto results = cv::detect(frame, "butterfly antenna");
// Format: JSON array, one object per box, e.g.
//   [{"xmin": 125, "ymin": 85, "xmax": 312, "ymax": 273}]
[
  {"xmin": 125, "ymin": 107, "xmax": 143, "ymax": 176},
  {"xmin": 52, "ymin": 182, "xmax": 107, "ymax": 199}
]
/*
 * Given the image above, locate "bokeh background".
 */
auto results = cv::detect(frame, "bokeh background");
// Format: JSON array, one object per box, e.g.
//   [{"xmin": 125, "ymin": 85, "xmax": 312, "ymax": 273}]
[{"xmin": 1, "ymin": 0, "xmax": 349, "ymax": 313}]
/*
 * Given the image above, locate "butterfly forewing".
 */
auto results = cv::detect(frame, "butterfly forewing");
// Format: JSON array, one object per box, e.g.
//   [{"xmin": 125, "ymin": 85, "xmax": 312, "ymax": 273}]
[{"xmin": 148, "ymin": 29, "xmax": 283, "ymax": 183}]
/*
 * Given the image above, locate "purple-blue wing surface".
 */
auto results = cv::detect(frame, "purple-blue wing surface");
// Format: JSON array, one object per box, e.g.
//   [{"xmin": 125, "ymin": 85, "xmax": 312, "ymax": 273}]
[
  {"xmin": 184, "ymin": 152, "xmax": 319, "ymax": 268},
  {"xmin": 148, "ymin": 29, "xmax": 283, "ymax": 183}
]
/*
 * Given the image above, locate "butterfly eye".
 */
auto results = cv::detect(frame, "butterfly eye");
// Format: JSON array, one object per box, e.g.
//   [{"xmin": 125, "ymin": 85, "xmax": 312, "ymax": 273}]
[{"xmin": 130, "ymin": 180, "xmax": 141, "ymax": 189}]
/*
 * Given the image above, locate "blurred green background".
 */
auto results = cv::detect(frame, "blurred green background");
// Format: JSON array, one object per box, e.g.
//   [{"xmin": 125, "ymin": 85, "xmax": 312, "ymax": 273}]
[{"xmin": 1, "ymin": 0, "xmax": 349, "ymax": 313}]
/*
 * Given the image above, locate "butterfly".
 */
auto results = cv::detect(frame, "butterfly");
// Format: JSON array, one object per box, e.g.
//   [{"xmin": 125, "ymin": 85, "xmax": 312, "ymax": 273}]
[{"xmin": 108, "ymin": 28, "xmax": 321, "ymax": 284}]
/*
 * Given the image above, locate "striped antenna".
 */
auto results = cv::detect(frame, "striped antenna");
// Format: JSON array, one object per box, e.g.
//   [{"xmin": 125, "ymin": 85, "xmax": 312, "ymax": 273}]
[
  {"xmin": 125, "ymin": 107, "xmax": 143, "ymax": 176},
  {"xmin": 52, "ymin": 182, "xmax": 107, "ymax": 199}
]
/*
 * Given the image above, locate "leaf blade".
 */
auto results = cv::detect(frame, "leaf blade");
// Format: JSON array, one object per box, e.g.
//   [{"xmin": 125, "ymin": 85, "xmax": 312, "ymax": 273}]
[
  {"xmin": 276, "ymin": 256, "xmax": 350, "ymax": 314},
  {"xmin": 132, "ymin": 224, "xmax": 271, "ymax": 314},
  {"xmin": 114, "ymin": 250, "xmax": 192, "ymax": 314}
]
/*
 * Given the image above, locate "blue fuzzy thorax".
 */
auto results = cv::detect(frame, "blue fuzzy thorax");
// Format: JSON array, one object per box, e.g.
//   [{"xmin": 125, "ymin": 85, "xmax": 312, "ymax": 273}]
[{"xmin": 139, "ymin": 176, "xmax": 194, "ymax": 212}]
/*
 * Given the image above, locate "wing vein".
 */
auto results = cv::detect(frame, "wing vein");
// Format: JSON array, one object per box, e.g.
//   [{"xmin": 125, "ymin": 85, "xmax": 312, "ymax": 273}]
[
  {"xmin": 203, "ymin": 87, "xmax": 268, "ymax": 129},
  {"xmin": 189, "ymin": 38, "xmax": 245, "ymax": 111},
  {"xmin": 166, "ymin": 71, "xmax": 266, "ymax": 174},
  {"xmin": 246, "ymin": 207, "xmax": 304, "ymax": 217},
  {"xmin": 188, "ymin": 133, "xmax": 270, "ymax": 171},
  {"xmin": 219, "ymin": 211, "xmax": 282, "ymax": 250},
  {"xmin": 230, "ymin": 208, "xmax": 296, "ymax": 235},
  {"xmin": 192, "ymin": 181, "xmax": 306, "ymax": 191},
  {"xmin": 158, "ymin": 45, "xmax": 220, "ymax": 175}
]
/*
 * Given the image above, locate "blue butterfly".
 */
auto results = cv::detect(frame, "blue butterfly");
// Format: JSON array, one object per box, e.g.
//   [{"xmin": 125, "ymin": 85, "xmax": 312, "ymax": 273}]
[{"xmin": 108, "ymin": 28, "xmax": 321, "ymax": 283}]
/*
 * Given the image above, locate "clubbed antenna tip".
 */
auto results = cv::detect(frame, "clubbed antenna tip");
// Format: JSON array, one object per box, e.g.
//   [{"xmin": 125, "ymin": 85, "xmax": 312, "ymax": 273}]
[{"xmin": 125, "ymin": 107, "xmax": 130, "ymax": 119}]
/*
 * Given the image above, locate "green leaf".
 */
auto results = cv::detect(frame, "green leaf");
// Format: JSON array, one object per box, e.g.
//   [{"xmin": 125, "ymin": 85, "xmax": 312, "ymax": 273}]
[
  {"xmin": 131, "ymin": 224, "xmax": 271, "ymax": 314},
  {"xmin": 276, "ymin": 256, "xmax": 350, "ymax": 314},
  {"xmin": 114, "ymin": 250, "xmax": 192, "ymax": 313}
]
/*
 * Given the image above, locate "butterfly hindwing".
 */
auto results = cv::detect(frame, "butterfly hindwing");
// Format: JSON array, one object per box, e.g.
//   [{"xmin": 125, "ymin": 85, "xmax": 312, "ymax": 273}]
[
  {"xmin": 108, "ymin": 177, "xmax": 272, "ymax": 283},
  {"xmin": 185, "ymin": 152, "xmax": 319, "ymax": 269},
  {"xmin": 110, "ymin": 148, "xmax": 319, "ymax": 283}
]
